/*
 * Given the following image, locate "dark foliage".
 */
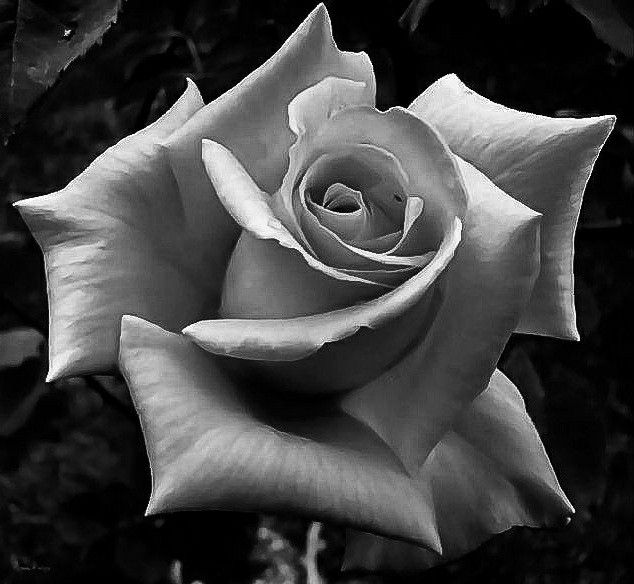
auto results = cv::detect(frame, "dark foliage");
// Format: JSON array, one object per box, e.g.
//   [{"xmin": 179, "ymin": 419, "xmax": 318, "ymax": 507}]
[{"xmin": 0, "ymin": 0, "xmax": 632, "ymax": 582}]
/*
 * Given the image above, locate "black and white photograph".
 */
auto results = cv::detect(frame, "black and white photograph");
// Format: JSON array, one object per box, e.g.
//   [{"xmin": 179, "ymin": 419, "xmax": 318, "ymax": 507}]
[{"xmin": 0, "ymin": 0, "xmax": 632, "ymax": 582}]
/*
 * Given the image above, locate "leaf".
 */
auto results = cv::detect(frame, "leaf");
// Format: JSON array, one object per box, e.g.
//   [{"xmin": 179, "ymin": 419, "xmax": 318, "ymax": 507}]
[
  {"xmin": 0, "ymin": 326, "xmax": 46, "ymax": 436},
  {"xmin": 567, "ymin": 0, "xmax": 634, "ymax": 57},
  {"xmin": 0, "ymin": 0, "xmax": 124, "ymax": 141},
  {"xmin": 398, "ymin": 0, "xmax": 437, "ymax": 33},
  {"xmin": 0, "ymin": 326, "xmax": 43, "ymax": 368}
]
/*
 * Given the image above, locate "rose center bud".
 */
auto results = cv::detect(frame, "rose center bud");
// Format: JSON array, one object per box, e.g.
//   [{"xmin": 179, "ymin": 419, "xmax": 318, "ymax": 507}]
[
  {"xmin": 322, "ymin": 183, "xmax": 362, "ymax": 213},
  {"xmin": 299, "ymin": 146, "xmax": 409, "ymax": 252}
]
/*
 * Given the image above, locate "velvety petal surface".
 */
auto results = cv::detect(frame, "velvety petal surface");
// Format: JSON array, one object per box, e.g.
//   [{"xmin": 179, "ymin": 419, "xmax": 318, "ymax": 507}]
[
  {"xmin": 344, "ymin": 369, "xmax": 574, "ymax": 571},
  {"xmin": 409, "ymin": 74, "xmax": 615, "ymax": 339},
  {"xmin": 183, "ymin": 216, "xmax": 459, "ymax": 392},
  {"xmin": 162, "ymin": 4, "xmax": 376, "ymax": 275},
  {"xmin": 14, "ymin": 81, "xmax": 210, "ymax": 381},
  {"xmin": 119, "ymin": 315, "xmax": 442, "ymax": 552},
  {"xmin": 341, "ymin": 158, "xmax": 541, "ymax": 470}
]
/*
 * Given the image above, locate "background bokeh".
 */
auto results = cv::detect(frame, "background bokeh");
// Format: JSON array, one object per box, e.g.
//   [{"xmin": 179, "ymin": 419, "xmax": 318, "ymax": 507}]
[{"xmin": 1, "ymin": 0, "xmax": 632, "ymax": 582}]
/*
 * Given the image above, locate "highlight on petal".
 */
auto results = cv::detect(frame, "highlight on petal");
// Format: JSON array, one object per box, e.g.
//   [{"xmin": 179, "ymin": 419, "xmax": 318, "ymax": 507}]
[
  {"xmin": 162, "ymin": 3, "xmax": 376, "ymax": 265},
  {"xmin": 410, "ymin": 74, "xmax": 615, "ymax": 339},
  {"xmin": 14, "ymin": 81, "xmax": 209, "ymax": 381},
  {"xmin": 119, "ymin": 315, "xmax": 442, "ymax": 553},
  {"xmin": 287, "ymin": 76, "xmax": 372, "ymax": 136},
  {"xmin": 344, "ymin": 369, "xmax": 574, "ymax": 571}
]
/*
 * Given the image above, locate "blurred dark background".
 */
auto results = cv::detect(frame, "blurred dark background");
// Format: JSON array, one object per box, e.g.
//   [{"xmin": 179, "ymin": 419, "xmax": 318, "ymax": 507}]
[{"xmin": 0, "ymin": 0, "xmax": 632, "ymax": 582}]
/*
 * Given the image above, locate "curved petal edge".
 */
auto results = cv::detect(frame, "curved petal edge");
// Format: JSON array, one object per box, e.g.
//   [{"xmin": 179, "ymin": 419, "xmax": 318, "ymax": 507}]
[
  {"xmin": 409, "ymin": 73, "xmax": 615, "ymax": 340},
  {"xmin": 343, "ymin": 369, "xmax": 574, "ymax": 572}
]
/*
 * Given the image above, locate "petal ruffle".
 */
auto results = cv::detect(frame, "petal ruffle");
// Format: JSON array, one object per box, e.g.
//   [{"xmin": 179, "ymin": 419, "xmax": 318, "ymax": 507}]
[
  {"xmin": 162, "ymin": 4, "xmax": 375, "ymax": 269},
  {"xmin": 14, "ymin": 81, "xmax": 209, "ymax": 381},
  {"xmin": 119, "ymin": 315, "xmax": 442, "ymax": 553},
  {"xmin": 343, "ymin": 369, "xmax": 573, "ymax": 571},
  {"xmin": 409, "ymin": 74, "xmax": 615, "ymax": 339}
]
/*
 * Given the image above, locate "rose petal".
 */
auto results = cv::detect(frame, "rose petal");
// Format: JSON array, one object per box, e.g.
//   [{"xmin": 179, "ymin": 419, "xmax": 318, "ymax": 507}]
[
  {"xmin": 302, "ymin": 145, "xmax": 406, "ymax": 242},
  {"xmin": 277, "ymin": 96, "xmax": 467, "ymax": 278},
  {"xmin": 201, "ymin": 139, "xmax": 386, "ymax": 290},
  {"xmin": 119, "ymin": 315, "xmax": 442, "ymax": 553},
  {"xmin": 219, "ymin": 231, "xmax": 383, "ymax": 320},
  {"xmin": 341, "ymin": 158, "xmax": 541, "ymax": 470},
  {"xmin": 184, "ymin": 217, "xmax": 459, "ymax": 360},
  {"xmin": 307, "ymin": 184, "xmax": 373, "ymax": 241},
  {"xmin": 287, "ymin": 76, "xmax": 372, "ymax": 137},
  {"xmin": 162, "ymin": 4, "xmax": 375, "ymax": 267},
  {"xmin": 282, "ymin": 106, "xmax": 467, "ymax": 241},
  {"xmin": 343, "ymin": 369, "xmax": 573, "ymax": 571},
  {"xmin": 295, "ymin": 145, "xmax": 434, "ymax": 276},
  {"xmin": 183, "ymin": 217, "xmax": 460, "ymax": 392},
  {"xmin": 409, "ymin": 74, "xmax": 615, "ymax": 339},
  {"xmin": 276, "ymin": 76, "xmax": 381, "ymax": 249},
  {"xmin": 14, "ymin": 81, "xmax": 209, "ymax": 381}
]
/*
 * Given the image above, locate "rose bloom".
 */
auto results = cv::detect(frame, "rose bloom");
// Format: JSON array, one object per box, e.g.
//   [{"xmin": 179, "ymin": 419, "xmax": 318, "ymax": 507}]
[{"xmin": 16, "ymin": 4, "xmax": 614, "ymax": 571}]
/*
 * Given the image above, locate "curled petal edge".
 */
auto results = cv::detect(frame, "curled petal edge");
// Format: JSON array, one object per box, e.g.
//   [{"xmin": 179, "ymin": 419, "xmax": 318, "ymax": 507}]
[
  {"xmin": 201, "ymin": 138, "xmax": 390, "ymax": 289},
  {"xmin": 183, "ymin": 217, "xmax": 462, "ymax": 361}
]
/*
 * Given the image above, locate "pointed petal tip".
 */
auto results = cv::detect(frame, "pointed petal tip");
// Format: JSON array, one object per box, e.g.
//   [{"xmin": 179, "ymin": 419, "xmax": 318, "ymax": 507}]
[
  {"xmin": 441, "ymin": 72, "xmax": 463, "ymax": 85},
  {"xmin": 426, "ymin": 525, "xmax": 443, "ymax": 556},
  {"xmin": 183, "ymin": 76, "xmax": 204, "ymax": 105},
  {"xmin": 312, "ymin": 2, "xmax": 329, "ymax": 21},
  {"xmin": 181, "ymin": 322, "xmax": 212, "ymax": 353},
  {"xmin": 144, "ymin": 497, "xmax": 163, "ymax": 517},
  {"xmin": 45, "ymin": 357, "xmax": 74, "ymax": 384},
  {"xmin": 12, "ymin": 196, "xmax": 40, "ymax": 214},
  {"xmin": 201, "ymin": 137, "xmax": 225, "ymax": 157},
  {"xmin": 180, "ymin": 322, "xmax": 196, "ymax": 336},
  {"xmin": 546, "ymin": 508, "xmax": 574, "ymax": 529},
  {"xmin": 560, "ymin": 491, "xmax": 576, "ymax": 518},
  {"xmin": 120, "ymin": 313, "xmax": 147, "ymax": 336}
]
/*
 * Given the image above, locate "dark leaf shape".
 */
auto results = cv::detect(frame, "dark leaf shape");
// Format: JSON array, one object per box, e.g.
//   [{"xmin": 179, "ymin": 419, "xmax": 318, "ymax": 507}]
[
  {"xmin": 0, "ymin": 0, "xmax": 124, "ymax": 140},
  {"xmin": 399, "ymin": 0, "xmax": 437, "ymax": 33},
  {"xmin": 567, "ymin": 0, "xmax": 634, "ymax": 57},
  {"xmin": 0, "ymin": 327, "xmax": 46, "ymax": 436}
]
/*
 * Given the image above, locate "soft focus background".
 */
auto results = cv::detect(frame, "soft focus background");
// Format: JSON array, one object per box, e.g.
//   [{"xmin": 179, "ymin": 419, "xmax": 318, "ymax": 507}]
[{"xmin": 1, "ymin": 0, "xmax": 632, "ymax": 582}]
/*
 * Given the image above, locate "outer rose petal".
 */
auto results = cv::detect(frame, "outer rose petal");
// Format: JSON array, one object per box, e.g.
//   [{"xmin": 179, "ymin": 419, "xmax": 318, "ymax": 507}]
[
  {"xmin": 341, "ymin": 159, "xmax": 541, "ymax": 471},
  {"xmin": 409, "ymin": 74, "xmax": 615, "ymax": 339},
  {"xmin": 119, "ymin": 315, "xmax": 442, "ymax": 553},
  {"xmin": 162, "ymin": 4, "xmax": 375, "ymax": 282},
  {"xmin": 343, "ymin": 369, "xmax": 574, "ymax": 571},
  {"xmin": 14, "ymin": 81, "xmax": 208, "ymax": 381}
]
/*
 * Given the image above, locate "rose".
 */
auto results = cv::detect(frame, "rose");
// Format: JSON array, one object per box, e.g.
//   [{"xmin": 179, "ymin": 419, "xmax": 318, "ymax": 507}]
[{"xmin": 15, "ymin": 3, "xmax": 614, "ymax": 571}]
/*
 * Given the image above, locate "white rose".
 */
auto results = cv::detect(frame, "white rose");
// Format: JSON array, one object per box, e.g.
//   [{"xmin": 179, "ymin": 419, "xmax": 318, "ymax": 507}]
[{"xmin": 15, "ymin": 3, "xmax": 614, "ymax": 571}]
